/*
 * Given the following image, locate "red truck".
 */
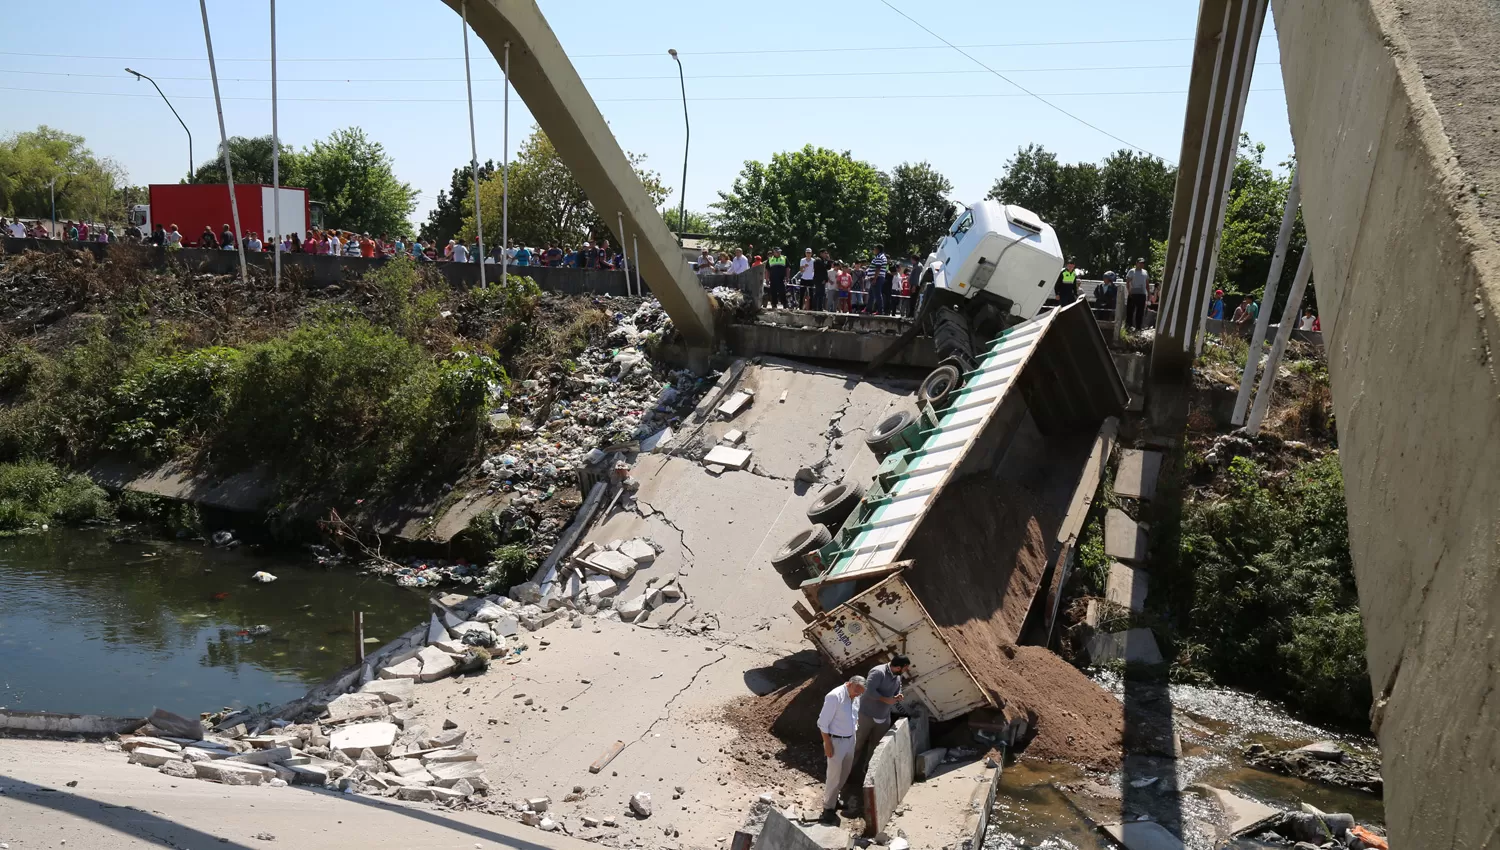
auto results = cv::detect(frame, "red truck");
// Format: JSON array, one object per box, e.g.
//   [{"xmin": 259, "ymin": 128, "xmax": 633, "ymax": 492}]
[{"xmin": 128, "ymin": 183, "xmax": 324, "ymax": 244}]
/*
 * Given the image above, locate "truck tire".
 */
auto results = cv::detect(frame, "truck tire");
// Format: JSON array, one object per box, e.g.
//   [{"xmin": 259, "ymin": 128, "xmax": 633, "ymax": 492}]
[
  {"xmin": 806, "ymin": 480, "xmax": 866, "ymax": 531},
  {"xmin": 919, "ymin": 363, "xmax": 963, "ymax": 410},
  {"xmin": 866, "ymin": 409, "xmax": 917, "ymax": 458},
  {"xmin": 770, "ymin": 525, "xmax": 832, "ymax": 589},
  {"xmin": 931, "ymin": 306, "xmax": 975, "ymax": 366}
]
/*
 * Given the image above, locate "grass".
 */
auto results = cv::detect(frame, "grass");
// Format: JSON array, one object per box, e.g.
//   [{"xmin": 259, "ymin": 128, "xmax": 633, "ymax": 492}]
[{"xmin": 0, "ymin": 460, "xmax": 112, "ymax": 534}]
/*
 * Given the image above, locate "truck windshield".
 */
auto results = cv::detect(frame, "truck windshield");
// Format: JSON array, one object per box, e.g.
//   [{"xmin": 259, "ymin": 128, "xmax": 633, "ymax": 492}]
[{"xmin": 949, "ymin": 209, "xmax": 974, "ymax": 243}]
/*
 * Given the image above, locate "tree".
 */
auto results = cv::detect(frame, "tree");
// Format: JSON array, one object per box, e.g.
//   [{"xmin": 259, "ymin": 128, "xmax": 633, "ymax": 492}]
[
  {"xmin": 299, "ymin": 128, "xmax": 417, "ymax": 237},
  {"xmin": 420, "ymin": 160, "xmax": 495, "ymax": 245},
  {"xmin": 189, "ymin": 135, "xmax": 304, "ymax": 187},
  {"xmin": 1218, "ymin": 135, "xmax": 1305, "ymax": 311},
  {"xmin": 663, "ymin": 208, "xmax": 715, "ymax": 236},
  {"xmin": 885, "ymin": 162, "xmax": 956, "ymax": 259},
  {"xmin": 713, "ymin": 145, "xmax": 888, "ymax": 258},
  {"xmin": 0, "ymin": 126, "xmax": 127, "ymax": 223},
  {"xmin": 464, "ymin": 127, "xmax": 667, "ymax": 249},
  {"xmin": 1097, "ymin": 150, "xmax": 1177, "ymax": 272}
]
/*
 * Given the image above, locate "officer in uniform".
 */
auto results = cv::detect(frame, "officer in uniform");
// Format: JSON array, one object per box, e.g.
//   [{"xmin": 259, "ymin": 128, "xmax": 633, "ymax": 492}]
[
  {"xmin": 766, "ymin": 247, "xmax": 789, "ymax": 308},
  {"xmin": 1054, "ymin": 258, "xmax": 1080, "ymax": 305}
]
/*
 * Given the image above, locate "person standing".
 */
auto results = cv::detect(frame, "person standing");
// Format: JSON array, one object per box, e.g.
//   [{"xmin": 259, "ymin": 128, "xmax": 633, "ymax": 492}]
[
  {"xmin": 1299, "ymin": 306, "xmax": 1317, "ymax": 331},
  {"xmin": 817, "ymin": 675, "xmax": 867, "ymax": 825},
  {"xmin": 813, "ymin": 250, "xmax": 833, "ymax": 312},
  {"xmin": 728, "ymin": 247, "xmax": 750, "ymax": 275},
  {"xmin": 1124, "ymin": 258, "xmax": 1151, "ymax": 331},
  {"xmin": 1054, "ymin": 258, "xmax": 1079, "ymax": 306},
  {"xmin": 766, "ymin": 247, "xmax": 789, "ymax": 309},
  {"xmin": 798, "ymin": 248, "xmax": 816, "ymax": 309},
  {"xmin": 451, "ymin": 239, "xmax": 470, "ymax": 264},
  {"xmin": 1208, "ymin": 288, "xmax": 1225, "ymax": 322},
  {"xmin": 164, "ymin": 224, "xmax": 183, "ymax": 250},
  {"xmin": 844, "ymin": 656, "xmax": 909, "ymax": 812}
]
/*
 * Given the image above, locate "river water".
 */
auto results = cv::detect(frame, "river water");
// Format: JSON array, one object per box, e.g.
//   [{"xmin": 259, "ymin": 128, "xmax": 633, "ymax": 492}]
[
  {"xmin": 0, "ymin": 529, "xmax": 430, "ymax": 718},
  {"xmin": 985, "ymin": 671, "xmax": 1385, "ymax": 849}
]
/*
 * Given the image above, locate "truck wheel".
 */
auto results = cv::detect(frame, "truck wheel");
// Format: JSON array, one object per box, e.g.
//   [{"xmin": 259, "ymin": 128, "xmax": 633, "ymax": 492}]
[
  {"xmin": 770, "ymin": 525, "xmax": 832, "ymax": 589},
  {"xmin": 865, "ymin": 409, "xmax": 917, "ymax": 458},
  {"xmin": 919, "ymin": 363, "xmax": 963, "ymax": 410},
  {"xmin": 807, "ymin": 480, "xmax": 866, "ymax": 531}
]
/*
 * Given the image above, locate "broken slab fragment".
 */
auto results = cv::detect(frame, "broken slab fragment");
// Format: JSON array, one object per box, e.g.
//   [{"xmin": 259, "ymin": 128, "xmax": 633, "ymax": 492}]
[
  {"xmin": 379, "ymin": 657, "xmax": 423, "ymax": 681},
  {"xmin": 1105, "ymin": 562, "xmax": 1150, "ymax": 612},
  {"xmin": 193, "ymin": 761, "xmax": 269, "ymax": 786},
  {"xmin": 359, "ymin": 678, "xmax": 415, "ymax": 705},
  {"xmin": 396, "ymin": 785, "xmax": 468, "ymax": 803},
  {"xmin": 426, "ymin": 613, "xmax": 447, "ymax": 645},
  {"xmin": 1115, "ymin": 448, "xmax": 1163, "ymax": 501},
  {"xmin": 1198, "ymin": 786, "xmax": 1282, "ymax": 836},
  {"xmin": 1100, "ymin": 821, "xmax": 1186, "ymax": 850},
  {"xmin": 427, "ymin": 760, "xmax": 490, "ymax": 791},
  {"xmin": 329, "ymin": 722, "xmax": 399, "ymax": 757},
  {"xmin": 226, "ymin": 746, "xmax": 293, "ymax": 766},
  {"xmin": 584, "ymin": 549, "xmax": 639, "ymax": 580},
  {"xmin": 583, "ymin": 574, "xmax": 620, "ymax": 599},
  {"xmin": 422, "ymin": 749, "xmax": 478, "ymax": 764},
  {"xmin": 147, "ymin": 708, "xmax": 204, "ymax": 741},
  {"xmin": 120, "ymin": 736, "xmax": 183, "ymax": 753},
  {"xmin": 1104, "ymin": 508, "xmax": 1149, "ymax": 562},
  {"xmin": 618, "ymin": 538, "xmax": 657, "ymax": 564},
  {"xmin": 703, "ymin": 445, "xmax": 752, "ymax": 470},
  {"xmin": 615, "ymin": 593, "xmax": 649, "ymax": 620},
  {"xmin": 1086, "ymin": 629, "xmax": 1164, "ymax": 665},
  {"xmin": 415, "ymin": 645, "xmax": 456, "ymax": 683},
  {"xmin": 127, "ymin": 747, "xmax": 181, "ymax": 767},
  {"xmin": 717, "ymin": 390, "xmax": 752, "ymax": 419},
  {"xmin": 327, "ymin": 692, "xmax": 389, "ymax": 723}
]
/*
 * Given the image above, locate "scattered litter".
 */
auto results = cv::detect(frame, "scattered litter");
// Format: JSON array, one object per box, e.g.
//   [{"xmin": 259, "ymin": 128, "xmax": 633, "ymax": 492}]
[{"xmin": 250, "ymin": 571, "xmax": 277, "ymax": 584}]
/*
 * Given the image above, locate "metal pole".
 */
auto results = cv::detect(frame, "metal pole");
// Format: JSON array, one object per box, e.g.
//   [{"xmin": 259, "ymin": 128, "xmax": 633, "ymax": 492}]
[
  {"xmin": 1245, "ymin": 250, "xmax": 1312, "ymax": 434},
  {"xmin": 354, "ymin": 611, "xmax": 365, "ymax": 665},
  {"xmin": 270, "ymin": 0, "xmax": 281, "ymax": 290},
  {"xmin": 632, "ymin": 235, "xmax": 641, "ymax": 297},
  {"xmin": 50, "ymin": 177, "xmax": 56, "ymax": 238},
  {"xmin": 462, "ymin": 2, "xmax": 487, "ymax": 290},
  {"xmin": 198, "ymin": 0, "xmax": 247, "ymax": 287},
  {"xmin": 669, "ymin": 49, "xmax": 688, "ymax": 240},
  {"xmin": 1232, "ymin": 166, "xmax": 1299, "ymax": 425},
  {"xmin": 502, "ymin": 41, "xmax": 510, "ymax": 285},
  {"xmin": 125, "ymin": 68, "xmax": 193, "ymax": 183},
  {"xmin": 617, "ymin": 211, "xmax": 631, "ymax": 296}
]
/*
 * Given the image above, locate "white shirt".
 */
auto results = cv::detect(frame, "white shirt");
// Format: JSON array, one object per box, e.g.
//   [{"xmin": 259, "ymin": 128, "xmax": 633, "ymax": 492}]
[
  {"xmin": 817, "ymin": 684, "xmax": 860, "ymax": 737},
  {"xmin": 800, "ymin": 256, "xmax": 815, "ymax": 280},
  {"xmin": 9, "ymin": 222, "xmax": 25, "ymax": 238},
  {"xmin": 729, "ymin": 255, "xmax": 750, "ymax": 275},
  {"xmin": 1299, "ymin": 315, "xmax": 1316, "ymax": 330},
  {"xmin": 165, "ymin": 230, "xmax": 182, "ymax": 247},
  {"xmin": 452, "ymin": 244, "xmax": 469, "ymax": 263}
]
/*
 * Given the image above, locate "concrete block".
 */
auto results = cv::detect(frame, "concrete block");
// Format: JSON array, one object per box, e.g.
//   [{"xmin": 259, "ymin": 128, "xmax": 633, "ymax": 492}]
[
  {"xmin": 193, "ymin": 761, "xmax": 268, "ymax": 786},
  {"xmin": 421, "ymin": 749, "xmax": 478, "ymax": 764},
  {"xmin": 1100, "ymin": 821, "xmax": 1186, "ymax": 850},
  {"xmin": 416, "ymin": 645, "xmax": 456, "ymax": 682},
  {"xmin": 159, "ymin": 760, "xmax": 199, "ymax": 779},
  {"xmin": 1086, "ymin": 629, "xmax": 1163, "ymax": 665},
  {"xmin": 703, "ymin": 445, "xmax": 752, "ymax": 470},
  {"xmin": 327, "ymin": 692, "xmax": 389, "ymax": 723},
  {"xmin": 916, "ymin": 747, "xmax": 946, "ymax": 779},
  {"xmin": 387, "ymin": 758, "xmax": 428, "ymax": 777},
  {"xmin": 722, "ymin": 429, "xmax": 745, "ymax": 445},
  {"xmin": 584, "ymin": 549, "xmax": 638, "ymax": 579},
  {"xmin": 329, "ymin": 722, "xmax": 398, "ymax": 757},
  {"xmin": 1200, "ymin": 786, "xmax": 1282, "ymax": 836},
  {"xmin": 379, "ymin": 657, "xmax": 423, "ymax": 680},
  {"xmin": 121, "ymin": 736, "xmax": 183, "ymax": 753},
  {"xmin": 147, "ymin": 708, "xmax": 204, "ymax": 741},
  {"xmin": 863, "ymin": 717, "xmax": 916, "ymax": 836},
  {"xmin": 1104, "ymin": 508, "xmax": 1149, "ymax": 562},
  {"xmin": 127, "ymin": 747, "xmax": 181, "ymax": 767},
  {"xmin": 396, "ymin": 785, "xmax": 468, "ymax": 803},
  {"xmin": 583, "ymin": 573, "xmax": 620, "ymax": 598},
  {"xmin": 757, "ymin": 808, "xmax": 850, "ymax": 850},
  {"xmin": 359, "ymin": 678, "xmax": 415, "ymax": 705},
  {"xmin": 619, "ymin": 537, "xmax": 657, "ymax": 564},
  {"xmin": 226, "ymin": 746, "xmax": 293, "ymax": 766},
  {"xmin": 1115, "ymin": 449, "xmax": 1163, "ymax": 501},
  {"xmin": 717, "ymin": 390, "xmax": 752, "ymax": 419},
  {"xmin": 1105, "ymin": 562, "xmax": 1149, "ymax": 612},
  {"xmin": 427, "ymin": 760, "xmax": 490, "ymax": 791}
]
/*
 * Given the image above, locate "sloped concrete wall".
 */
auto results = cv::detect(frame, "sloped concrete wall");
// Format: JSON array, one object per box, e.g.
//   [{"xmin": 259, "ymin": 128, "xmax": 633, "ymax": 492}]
[
  {"xmin": 1273, "ymin": 2, "xmax": 1500, "ymax": 847},
  {"xmin": 862, "ymin": 717, "xmax": 917, "ymax": 837}
]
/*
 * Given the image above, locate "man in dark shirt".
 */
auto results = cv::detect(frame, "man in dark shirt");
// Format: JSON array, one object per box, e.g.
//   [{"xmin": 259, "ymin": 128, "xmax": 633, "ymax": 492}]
[
  {"xmin": 765, "ymin": 247, "xmax": 789, "ymax": 308},
  {"xmin": 844, "ymin": 654, "xmax": 910, "ymax": 811},
  {"xmin": 812, "ymin": 250, "xmax": 832, "ymax": 312}
]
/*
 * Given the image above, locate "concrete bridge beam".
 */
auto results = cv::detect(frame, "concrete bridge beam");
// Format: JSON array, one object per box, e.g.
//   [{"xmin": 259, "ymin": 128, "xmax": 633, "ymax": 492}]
[{"xmin": 440, "ymin": 0, "xmax": 716, "ymax": 351}]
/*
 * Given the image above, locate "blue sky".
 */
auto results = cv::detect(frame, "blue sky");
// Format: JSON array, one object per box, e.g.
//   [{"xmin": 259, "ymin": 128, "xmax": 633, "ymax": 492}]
[{"xmin": 1, "ymin": 0, "xmax": 1294, "ymax": 228}]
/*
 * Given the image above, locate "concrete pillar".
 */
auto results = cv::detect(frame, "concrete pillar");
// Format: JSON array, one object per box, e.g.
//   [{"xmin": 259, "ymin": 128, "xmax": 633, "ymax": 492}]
[
  {"xmin": 440, "ymin": 0, "xmax": 716, "ymax": 351},
  {"xmin": 1272, "ymin": 1, "xmax": 1500, "ymax": 847},
  {"xmin": 1152, "ymin": 0, "xmax": 1265, "ymax": 377}
]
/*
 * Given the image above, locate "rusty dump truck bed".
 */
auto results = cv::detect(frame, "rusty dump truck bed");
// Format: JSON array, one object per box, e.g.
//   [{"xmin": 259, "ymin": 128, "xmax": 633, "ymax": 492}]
[{"xmin": 802, "ymin": 302, "xmax": 1125, "ymax": 720}]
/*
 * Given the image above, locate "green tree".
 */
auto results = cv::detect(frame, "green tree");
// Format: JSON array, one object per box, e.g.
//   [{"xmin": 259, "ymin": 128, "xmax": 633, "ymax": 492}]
[
  {"xmin": 713, "ymin": 145, "xmax": 888, "ymax": 259},
  {"xmin": 1097, "ymin": 150, "xmax": 1177, "ymax": 273},
  {"xmin": 463, "ymin": 127, "xmax": 666, "ymax": 250},
  {"xmin": 885, "ymin": 161, "xmax": 956, "ymax": 258},
  {"xmin": 663, "ymin": 207, "xmax": 715, "ymax": 236},
  {"xmin": 0, "ymin": 126, "xmax": 127, "ymax": 223},
  {"xmin": 419, "ymin": 159, "xmax": 495, "ymax": 245},
  {"xmin": 189, "ymin": 135, "xmax": 305, "ymax": 187},
  {"xmin": 299, "ymin": 128, "xmax": 417, "ymax": 237},
  {"xmin": 1217, "ymin": 135, "xmax": 1306, "ymax": 309}
]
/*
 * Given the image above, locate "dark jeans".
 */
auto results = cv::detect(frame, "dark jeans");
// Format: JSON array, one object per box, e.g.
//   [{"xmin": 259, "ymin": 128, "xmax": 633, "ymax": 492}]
[
  {"xmin": 1126, "ymin": 292, "xmax": 1147, "ymax": 330},
  {"xmin": 1057, "ymin": 284, "xmax": 1078, "ymax": 305},
  {"xmin": 770, "ymin": 279, "xmax": 787, "ymax": 309},
  {"xmin": 808, "ymin": 279, "xmax": 825, "ymax": 311}
]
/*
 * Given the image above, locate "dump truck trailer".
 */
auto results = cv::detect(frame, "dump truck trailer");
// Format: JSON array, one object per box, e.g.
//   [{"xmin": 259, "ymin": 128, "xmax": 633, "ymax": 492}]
[{"xmin": 787, "ymin": 301, "xmax": 1126, "ymax": 721}]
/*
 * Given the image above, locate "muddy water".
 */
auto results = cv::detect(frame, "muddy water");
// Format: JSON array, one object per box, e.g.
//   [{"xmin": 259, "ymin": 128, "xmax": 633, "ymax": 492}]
[
  {"xmin": 0, "ymin": 529, "xmax": 429, "ymax": 718},
  {"xmin": 984, "ymin": 672, "xmax": 1384, "ymax": 849}
]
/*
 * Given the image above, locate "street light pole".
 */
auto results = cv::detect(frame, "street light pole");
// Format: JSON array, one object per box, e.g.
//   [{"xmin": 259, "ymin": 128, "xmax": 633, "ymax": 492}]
[
  {"xmin": 668, "ymin": 49, "xmax": 689, "ymax": 242},
  {"xmin": 125, "ymin": 67, "xmax": 193, "ymax": 182}
]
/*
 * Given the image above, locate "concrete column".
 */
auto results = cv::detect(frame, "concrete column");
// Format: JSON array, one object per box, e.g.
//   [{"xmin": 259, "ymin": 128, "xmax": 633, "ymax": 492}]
[
  {"xmin": 1273, "ymin": 1, "xmax": 1500, "ymax": 847},
  {"xmin": 1152, "ymin": 0, "xmax": 1265, "ymax": 377},
  {"xmin": 438, "ymin": 0, "xmax": 716, "ymax": 351}
]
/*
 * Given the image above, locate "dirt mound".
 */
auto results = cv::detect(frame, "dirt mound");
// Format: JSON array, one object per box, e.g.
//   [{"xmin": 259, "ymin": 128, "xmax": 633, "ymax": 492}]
[
  {"xmin": 982, "ymin": 645, "xmax": 1125, "ymax": 770},
  {"xmin": 719, "ymin": 662, "xmax": 837, "ymax": 788}
]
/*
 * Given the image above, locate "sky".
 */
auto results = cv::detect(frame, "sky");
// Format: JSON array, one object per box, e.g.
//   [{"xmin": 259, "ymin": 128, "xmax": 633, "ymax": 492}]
[{"xmin": 1, "ymin": 0, "xmax": 1296, "ymax": 230}]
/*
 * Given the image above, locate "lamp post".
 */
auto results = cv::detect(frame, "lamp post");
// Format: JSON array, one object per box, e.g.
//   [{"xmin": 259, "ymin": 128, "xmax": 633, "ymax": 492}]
[
  {"xmin": 125, "ymin": 68, "xmax": 193, "ymax": 182},
  {"xmin": 668, "ymin": 48, "xmax": 689, "ymax": 242}
]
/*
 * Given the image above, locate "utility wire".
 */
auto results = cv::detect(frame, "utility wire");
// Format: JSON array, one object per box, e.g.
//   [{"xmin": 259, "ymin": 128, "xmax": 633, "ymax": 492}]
[{"xmin": 877, "ymin": 0, "xmax": 1171, "ymax": 160}]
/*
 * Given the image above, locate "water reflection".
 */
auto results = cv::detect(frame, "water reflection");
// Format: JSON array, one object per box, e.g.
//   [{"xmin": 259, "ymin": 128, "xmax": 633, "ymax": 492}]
[{"xmin": 0, "ymin": 529, "xmax": 429, "ymax": 717}]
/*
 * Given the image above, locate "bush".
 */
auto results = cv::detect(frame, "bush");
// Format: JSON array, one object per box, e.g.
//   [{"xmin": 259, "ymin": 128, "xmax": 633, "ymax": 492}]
[
  {"xmin": 110, "ymin": 347, "xmax": 242, "ymax": 458},
  {"xmin": 115, "ymin": 490, "xmax": 202, "ymax": 537},
  {"xmin": 367, "ymin": 256, "xmax": 450, "ymax": 340},
  {"xmin": 480, "ymin": 544, "xmax": 533, "ymax": 593},
  {"xmin": 0, "ymin": 460, "xmax": 112, "ymax": 533}
]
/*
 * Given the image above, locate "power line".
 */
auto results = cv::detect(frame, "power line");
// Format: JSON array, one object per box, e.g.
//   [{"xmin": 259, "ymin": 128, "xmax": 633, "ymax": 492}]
[
  {"xmin": 876, "ymin": 0, "xmax": 1171, "ymax": 160},
  {"xmin": 0, "ymin": 62, "xmax": 1282, "ymax": 85},
  {"xmin": 0, "ymin": 83, "xmax": 1285, "ymax": 105},
  {"xmin": 0, "ymin": 39, "xmax": 1208, "ymax": 63}
]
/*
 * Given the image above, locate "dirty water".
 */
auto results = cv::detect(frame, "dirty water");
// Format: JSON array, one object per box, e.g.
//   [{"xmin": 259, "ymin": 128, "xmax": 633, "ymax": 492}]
[
  {"xmin": 0, "ymin": 529, "xmax": 429, "ymax": 718},
  {"xmin": 984, "ymin": 671, "xmax": 1384, "ymax": 849}
]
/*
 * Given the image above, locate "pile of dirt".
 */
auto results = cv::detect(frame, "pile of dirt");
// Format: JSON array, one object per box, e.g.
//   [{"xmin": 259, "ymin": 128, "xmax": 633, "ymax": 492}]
[
  {"xmin": 719, "ymin": 663, "xmax": 837, "ymax": 789},
  {"xmin": 984, "ymin": 645, "xmax": 1126, "ymax": 770}
]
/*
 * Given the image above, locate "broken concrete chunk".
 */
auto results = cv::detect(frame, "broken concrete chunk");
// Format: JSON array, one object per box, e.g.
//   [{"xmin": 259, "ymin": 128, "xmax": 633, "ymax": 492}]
[
  {"xmin": 509, "ymin": 581, "xmax": 544, "ymax": 605},
  {"xmin": 1105, "ymin": 561, "xmax": 1149, "ymax": 613},
  {"xmin": 1291, "ymin": 741, "xmax": 1345, "ymax": 761},
  {"xmin": 415, "ymin": 645, "xmax": 457, "ymax": 683},
  {"xmin": 193, "ymin": 761, "xmax": 268, "ymax": 786},
  {"xmin": 517, "ymin": 605, "xmax": 564, "ymax": 631},
  {"xmin": 722, "ymin": 428, "xmax": 745, "ymax": 445},
  {"xmin": 121, "ymin": 736, "xmax": 183, "ymax": 753},
  {"xmin": 158, "ymin": 760, "xmax": 198, "ymax": 779},
  {"xmin": 629, "ymin": 791, "xmax": 653, "ymax": 817},
  {"xmin": 127, "ymin": 747, "xmax": 181, "ymax": 767},
  {"xmin": 585, "ymin": 549, "xmax": 639, "ymax": 579},
  {"xmin": 421, "ymin": 728, "xmax": 467, "ymax": 749},
  {"xmin": 426, "ymin": 613, "xmax": 447, "ymax": 645},
  {"xmin": 615, "ymin": 593, "xmax": 649, "ymax": 620},
  {"xmin": 386, "ymin": 758, "xmax": 428, "ymax": 777},
  {"xmin": 471, "ymin": 600, "xmax": 509, "ymax": 623},
  {"xmin": 226, "ymin": 746, "xmax": 293, "ymax": 766},
  {"xmin": 427, "ymin": 760, "xmax": 490, "ymax": 791},
  {"xmin": 421, "ymin": 749, "xmax": 478, "ymax": 765},
  {"xmin": 619, "ymin": 538, "xmax": 657, "ymax": 564},
  {"xmin": 527, "ymin": 796, "xmax": 551, "ymax": 812},
  {"xmin": 717, "ymin": 390, "xmax": 752, "ymax": 419},
  {"xmin": 329, "ymin": 722, "xmax": 399, "ymax": 757},
  {"xmin": 359, "ymin": 678, "xmax": 415, "ymax": 705},
  {"xmin": 396, "ymin": 785, "xmax": 467, "ymax": 803},
  {"xmin": 583, "ymin": 573, "xmax": 621, "ymax": 599},
  {"xmin": 487, "ymin": 615, "xmax": 519, "ymax": 637},
  {"xmin": 1086, "ymin": 629, "xmax": 1164, "ymax": 665},
  {"xmin": 703, "ymin": 445, "xmax": 752, "ymax": 470},
  {"xmin": 327, "ymin": 692, "xmax": 390, "ymax": 723},
  {"xmin": 379, "ymin": 657, "xmax": 423, "ymax": 681},
  {"xmin": 147, "ymin": 708, "xmax": 204, "ymax": 741}
]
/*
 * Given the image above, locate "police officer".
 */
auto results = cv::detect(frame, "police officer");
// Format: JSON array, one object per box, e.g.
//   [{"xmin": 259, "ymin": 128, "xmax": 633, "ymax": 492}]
[
  {"xmin": 1055, "ymin": 258, "xmax": 1080, "ymax": 305},
  {"xmin": 766, "ymin": 247, "xmax": 789, "ymax": 309}
]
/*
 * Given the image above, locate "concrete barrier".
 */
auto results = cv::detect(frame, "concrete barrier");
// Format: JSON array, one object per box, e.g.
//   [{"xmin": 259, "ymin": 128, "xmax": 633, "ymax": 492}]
[
  {"xmin": 861, "ymin": 716, "xmax": 918, "ymax": 837},
  {"xmin": 0, "ymin": 709, "xmax": 146, "ymax": 737}
]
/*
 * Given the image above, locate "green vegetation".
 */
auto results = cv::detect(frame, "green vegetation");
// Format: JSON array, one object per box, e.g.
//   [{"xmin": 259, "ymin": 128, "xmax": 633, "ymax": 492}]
[
  {"xmin": 480, "ymin": 544, "xmax": 534, "ymax": 593},
  {"xmin": 1174, "ymin": 454, "xmax": 1370, "ymax": 725},
  {"xmin": 0, "ymin": 460, "xmax": 112, "ymax": 534}
]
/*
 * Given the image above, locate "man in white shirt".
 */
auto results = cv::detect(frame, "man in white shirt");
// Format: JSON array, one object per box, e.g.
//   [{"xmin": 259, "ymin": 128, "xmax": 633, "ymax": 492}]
[
  {"xmin": 816, "ymin": 675, "xmax": 867, "ymax": 824},
  {"xmin": 451, "ymin": 240, "xmax": 469, "ymax": 263},
  {"xmin": 728, "ymin": 247, "xmax": 750, "ymax": 275}
]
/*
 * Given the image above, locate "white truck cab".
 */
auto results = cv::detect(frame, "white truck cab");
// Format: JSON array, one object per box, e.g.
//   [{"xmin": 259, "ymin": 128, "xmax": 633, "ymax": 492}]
[{"xmin": 923, "ymin": 200, "xmax": 1063, "ymax": 321}]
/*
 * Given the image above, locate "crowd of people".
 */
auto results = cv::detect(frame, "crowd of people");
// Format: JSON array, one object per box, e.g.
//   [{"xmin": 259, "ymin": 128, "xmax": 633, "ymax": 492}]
[{"xmin": 698, "ymin": 243, "xmax": 921, "ymax": 317}]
